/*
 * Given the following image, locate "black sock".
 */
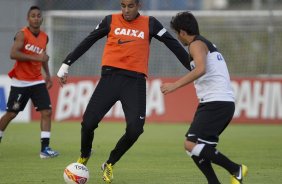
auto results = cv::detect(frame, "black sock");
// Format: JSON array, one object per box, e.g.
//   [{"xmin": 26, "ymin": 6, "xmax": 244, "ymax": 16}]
[
  {"xmin": 81, "ymin": 127, "xmax": 94, "ymax": 158},
  {"xmin": 41, "ymin": 138, "xmax": 50, "ymax": 151},
  {"xmin": 0, "ymin": 137, "xmax": 2, "ymax": 143},
  {"xmin": 199, "ymin": 145, "xmax": 240, "ymax": 174},
  {"xmin": 192, "ymin": 156, "xmax": 221, "ymax": 184}
]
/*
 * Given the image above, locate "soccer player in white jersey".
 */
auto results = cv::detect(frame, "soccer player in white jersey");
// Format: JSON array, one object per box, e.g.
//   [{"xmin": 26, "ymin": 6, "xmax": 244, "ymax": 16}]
[{"xmin": 161, "ymin": 12, "xmax": 248, "ymax": 184}]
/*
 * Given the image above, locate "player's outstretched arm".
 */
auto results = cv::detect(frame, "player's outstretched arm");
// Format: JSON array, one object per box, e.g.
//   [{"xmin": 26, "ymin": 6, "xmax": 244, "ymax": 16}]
[
  {"xmin": 150, "ymin": 16, "xmax": 191, "ymax": 71},
  {"xmin": 57, "ymin": 16, "xmax": 110, "ymax": 87}
]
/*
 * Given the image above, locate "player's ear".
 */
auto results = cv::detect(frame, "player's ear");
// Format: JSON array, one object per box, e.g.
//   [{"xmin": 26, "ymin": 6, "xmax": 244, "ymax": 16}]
[{"xmin": 179, "ymin": 29, "xmax": 186, "ymax": 37}]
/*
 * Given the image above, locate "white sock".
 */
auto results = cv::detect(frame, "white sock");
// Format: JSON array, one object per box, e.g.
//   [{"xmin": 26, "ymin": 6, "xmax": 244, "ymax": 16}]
[
  {"xmin": 0, "ymin": 130, "xmax": 3, "ymax": 137},
  {"xmin": 41, "ymin": 131, "xmax": 50, "ymax": 138}
]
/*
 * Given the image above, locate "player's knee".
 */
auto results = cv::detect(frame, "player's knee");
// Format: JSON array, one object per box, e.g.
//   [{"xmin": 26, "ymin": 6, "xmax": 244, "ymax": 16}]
[
  {"xmin": 135, "ymin": 127, "xmax": 144, "ymax": 138},
  {"xmin": 81, "ymin": 116, "xmax": 99, "ymax": 132},
  {"xmin": 126, "ymin": 126, "xmax": 144, "ymax": 142},
  {"xmin": 134, "ymin": 124, "xmax": 144, "ymax": 135},
  {"xmin": 40, "ymin": 109, "xmax": 52, "ymax": 118},
  {"xmin": 81, "ymin": 122, "xmax": 97, "ymax": 134},
  {"xmin": 184, "ymin": 139, "xmax": 196, "ymax": 152},
  {"xmin": 185, "ymin": 140, "xmax": 206, "ymax": 157},
  {"xmin": 6, "ymin": 111, "xmax": 18, "ymax": 120},
  {"xmin": 82, "ymin": 109, "xmax": 103, "ymax": 129}
]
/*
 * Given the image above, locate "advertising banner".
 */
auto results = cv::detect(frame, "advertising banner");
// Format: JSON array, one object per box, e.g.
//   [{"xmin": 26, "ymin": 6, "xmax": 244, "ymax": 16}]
[
  {"xmin": 31, "ymin": 76, "xmax": 282, "ymax": 124},
  {"xmin": 0, "ymin": 75, "xmax": 30, "ymax": 122},
  {"xmin": 232, "ymin": 77, "xmax": 282, "ymax": 124}
]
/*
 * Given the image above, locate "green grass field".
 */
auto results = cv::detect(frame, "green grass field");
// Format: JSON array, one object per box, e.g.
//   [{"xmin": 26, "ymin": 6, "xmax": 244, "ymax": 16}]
[{"xmin": 0, "ymin": 122, "xmax": 281, "ymax": 184}]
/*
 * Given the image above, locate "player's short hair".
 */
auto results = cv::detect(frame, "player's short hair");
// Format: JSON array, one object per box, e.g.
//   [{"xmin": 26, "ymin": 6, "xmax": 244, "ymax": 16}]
[
  {"xmin": 170, "ymin": 11, "xmax": 200, "ymax": 35},
  {"xmin": 27, "ymin": 5, "xmax": 41, "ymax": 17},
  {"xmin": 121, "ymin": 0, "xmax": 140, "ymax": 4}
]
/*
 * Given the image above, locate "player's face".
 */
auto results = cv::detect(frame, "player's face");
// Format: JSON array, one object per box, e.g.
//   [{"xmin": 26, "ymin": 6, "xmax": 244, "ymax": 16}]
[
  {"xmin": 27, "ymin": 9, "xmax": 43, "ymax": 29},
  {"xmin": 120, "ymin": 0, "xmax": 140, "ymax": 21}
]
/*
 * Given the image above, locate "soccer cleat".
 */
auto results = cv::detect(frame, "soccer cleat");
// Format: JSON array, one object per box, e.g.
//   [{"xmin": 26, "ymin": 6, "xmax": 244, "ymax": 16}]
[
  {"xmin": 77, "ymin": 150, "xmax": 93, "ymax": 166},
  {"xmin": 101, "ymin": 162, "xmax": 114, "ymax": 183},
  {"xmin": 77, "ymin": 157, "xmax": 90, "ymax": 166},
  {"xmin": 40, "ymin": 147, "xmax": 59, "ymax": 159},
  {"xmin": 231, "ymin": 164, "xmax": 248, "ymax": 184}
]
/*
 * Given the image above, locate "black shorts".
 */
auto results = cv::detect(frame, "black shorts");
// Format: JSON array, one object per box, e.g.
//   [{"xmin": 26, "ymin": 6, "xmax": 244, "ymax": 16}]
[
  {"xmin": 186, "ymin": 101, "xmax": 235, "ymax": 146},
  {"xmin": 6, "ymin": 83, "xmax": 51, "ymax": 112}
]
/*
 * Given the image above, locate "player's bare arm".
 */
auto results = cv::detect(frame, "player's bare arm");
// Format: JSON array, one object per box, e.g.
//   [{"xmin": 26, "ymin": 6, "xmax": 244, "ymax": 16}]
[
  {"xmin": 161, "ymin": 40, "xmax": 207, "ymax": 95},
  {"xmin": 42, "ymin": 61, "xmax": 53, "ymax": 89},
  {"xmin": 10, "ymin": 31, "xmax": 49, "ymax": 62}
]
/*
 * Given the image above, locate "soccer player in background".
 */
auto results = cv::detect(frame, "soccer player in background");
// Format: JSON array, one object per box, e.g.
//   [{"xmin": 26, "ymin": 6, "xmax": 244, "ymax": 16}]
[
  {"xmin": 161, "ymin": 12, "xmax": 248, "ymax": 184},
  {"xmin": 57, "ymin": 0, "xmax": 190, "ymax": 182},
  {"xmin": 0, "ymin": 6, "xmax": 59, "ymax": 159}
]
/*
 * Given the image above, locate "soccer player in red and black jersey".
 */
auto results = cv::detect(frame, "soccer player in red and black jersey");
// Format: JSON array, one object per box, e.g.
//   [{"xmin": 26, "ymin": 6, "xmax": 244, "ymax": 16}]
[
  {"xmin": 0, "ymin": 6, "xmax": 58, "ymax": 158},
  {"xmin": 57, "ymin": 0, "xmax": 190, "ymax": 182}
]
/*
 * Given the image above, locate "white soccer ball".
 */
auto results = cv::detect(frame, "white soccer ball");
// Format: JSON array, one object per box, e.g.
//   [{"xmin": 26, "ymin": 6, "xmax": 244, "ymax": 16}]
[{"xmin": 63, "ymin": 163, "xmax": 89, "ymax": 184}]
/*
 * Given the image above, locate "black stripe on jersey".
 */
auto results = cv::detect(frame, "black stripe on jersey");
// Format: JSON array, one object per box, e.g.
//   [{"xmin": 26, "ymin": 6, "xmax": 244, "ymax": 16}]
[
  {"xmin": 189, "ymin": 35, "xmax": 218, "ymax": 62},
  {"xmin": 192, "ymin": 35, "xmax": 218, "ymax": 53}
]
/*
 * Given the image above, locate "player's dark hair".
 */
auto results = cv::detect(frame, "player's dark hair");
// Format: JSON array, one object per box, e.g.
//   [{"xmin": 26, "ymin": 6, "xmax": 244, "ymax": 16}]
[
  {"xmin": 120, "ymin": 0, "xmax": 140, "ymax": 4},
  {"xmin": 170, "ymin": 11, "xmax": 200, "ymax": 35},
  {"xmin": 27, "ymin": 5, "xmax": 41, "ymax": 16}
]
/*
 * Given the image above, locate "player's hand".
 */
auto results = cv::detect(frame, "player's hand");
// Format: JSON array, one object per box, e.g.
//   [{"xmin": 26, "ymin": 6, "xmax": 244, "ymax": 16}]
[
  {"xmin": 45, "ymin": 76, "xmax": 53, "ymax": 89},
  {"xmin": 160, "ymin": 83, "xmax": 177, "ymax": 95},
  {"xmin": 57, "ymin": 63, "xmax": 70, "ymax": 87},
  {"xmin": 58, "ymin": 75, "xmax": 68, "ymax": 87},
  {"xmin": 39, "ymin": 52, "xmax": 49, "ymax": 62}
]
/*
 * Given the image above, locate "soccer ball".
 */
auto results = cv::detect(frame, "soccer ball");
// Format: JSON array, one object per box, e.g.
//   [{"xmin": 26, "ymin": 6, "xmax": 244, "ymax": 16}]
[{"xmin": 63, "ymin": 163, "xmax": 89, "ymax": 184}]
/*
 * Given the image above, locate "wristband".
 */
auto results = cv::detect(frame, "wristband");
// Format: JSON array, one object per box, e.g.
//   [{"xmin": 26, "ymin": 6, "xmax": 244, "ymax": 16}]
[{"xmin": 57, "ymin": 63, "xmax": 69, "ymax": 77}]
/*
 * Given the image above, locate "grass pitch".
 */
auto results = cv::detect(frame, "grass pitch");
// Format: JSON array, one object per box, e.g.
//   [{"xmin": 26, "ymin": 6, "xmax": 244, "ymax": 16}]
[{"xmin": 0, "ymin": 122, "xmax": 281, "ymax": 184}]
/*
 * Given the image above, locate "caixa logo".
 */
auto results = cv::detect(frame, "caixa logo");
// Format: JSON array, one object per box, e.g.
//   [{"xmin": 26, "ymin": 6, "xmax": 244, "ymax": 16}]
[{"xmin": 0, "ymin": 87, "xmax": 6, "ymax": 112}]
